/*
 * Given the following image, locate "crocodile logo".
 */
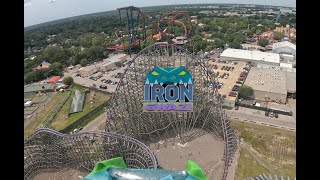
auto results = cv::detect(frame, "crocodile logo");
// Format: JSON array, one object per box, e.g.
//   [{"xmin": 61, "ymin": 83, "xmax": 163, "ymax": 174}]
[{"xmin": 143, "ymin": 66, "xmax": 193, "ymax": 112}]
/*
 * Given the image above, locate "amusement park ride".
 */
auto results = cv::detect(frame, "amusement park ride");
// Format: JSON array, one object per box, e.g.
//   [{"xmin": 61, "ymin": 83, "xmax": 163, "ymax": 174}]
[{"xmin": 107, "ymin": 6, "xmax": 193, "ymax": 55}]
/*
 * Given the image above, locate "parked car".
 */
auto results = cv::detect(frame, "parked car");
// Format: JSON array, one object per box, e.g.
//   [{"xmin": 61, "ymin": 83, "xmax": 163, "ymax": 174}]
[
  {"xmin": 235, "ymin": 106, "xmax": 239, "ymax": 110},
  {"xmin": 99, "ymin": 85, "xmax": 108, "ymax": 89},
  {"xmin": 275, "ymin": 113, "xmax": 278, "ymax": 118},
  {"xmin": 236, "ymin": 81, "xmax": 243, "ymax": 84},
  {"xmin": 234, "ymin": 85, "xmax": 240, "ymax": 88},
  {"xmin": 265, "ymin": 111, "xmax": 269, "ymax": 116},
  {"xmin": 228, "ymin": 91, "xmax": 237, "ymax": 97},
  {"xmin": 270, "ymin": 112, "xmax": 274, "ymax": 118},
  {"xmin": 232, "ymin": 87, "xmax": 239, "ymax": 91},
  {"xmin": 238, "ymin": 77, "xmax": 245, "ymax": 81},
  {"xmin": 101, "ymin": 79, "xmax": 106, "ymax": 82}
]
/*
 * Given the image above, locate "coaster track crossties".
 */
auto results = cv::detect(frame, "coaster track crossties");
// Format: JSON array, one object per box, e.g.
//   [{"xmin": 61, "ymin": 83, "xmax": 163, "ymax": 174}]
[{"xmin": 106, "ymin": 42, "xmax": 238, "ymax": 179}]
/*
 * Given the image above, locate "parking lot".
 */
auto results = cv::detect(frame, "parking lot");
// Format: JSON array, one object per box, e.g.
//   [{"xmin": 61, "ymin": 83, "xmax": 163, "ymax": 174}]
[
  {"xmin": 69, "ymin": 65, "xmax": 127, "ymax": 93},
  {"xmin": 207, "ymin": 60, "xmax": 249, "ymax": 102}
]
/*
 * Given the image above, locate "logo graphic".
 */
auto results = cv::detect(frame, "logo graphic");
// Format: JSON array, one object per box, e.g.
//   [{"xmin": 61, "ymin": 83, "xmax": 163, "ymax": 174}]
[{"xmin": 143, "ymin": 66, "xmax": 193, "ymax": 112}]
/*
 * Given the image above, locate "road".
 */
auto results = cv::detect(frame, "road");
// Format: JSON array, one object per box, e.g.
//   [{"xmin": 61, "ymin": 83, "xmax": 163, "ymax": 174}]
[
  {"xmin": 80, "ymin": 111, "xmax": 107, "ymax": 132},
  {"xmin": 226, "ymin": 109, "xmax": 296, "ymax": 130}
]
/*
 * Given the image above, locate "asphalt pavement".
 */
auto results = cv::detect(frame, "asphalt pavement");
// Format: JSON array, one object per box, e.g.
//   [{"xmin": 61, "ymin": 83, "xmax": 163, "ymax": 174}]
[
  {"xmin": 226, "ymin": 110, "xmax": 296, "ymax": 130},
  {"xmin": 79, "ymin": 111, "xmax": 108, "ymax": 132}
]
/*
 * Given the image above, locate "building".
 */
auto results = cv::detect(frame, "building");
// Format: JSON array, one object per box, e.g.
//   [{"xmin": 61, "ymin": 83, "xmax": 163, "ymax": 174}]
[
  {"xmin": 280, "ymin": 63, "xmax": 293, "ymax": 69},
  {"xmin": 280, "ymin": 54, "xmax": 295, "ymax": 62},
  {"xmin": 172, "ymin": 37, "xmax": 188, "ymax": 45},
  {"xmin": 285, "ymin": 71, "xmax": 296, "ymax": 96},
  {"xmin": 272, "ymin": 41, "xmax": 296, "ymax": 58},
  {"xmin": 256, "ymin": 63, "xmax": 296, "ymax": 73},
  {"xmin": 99, "ymin": 54, "xmax": 128, "ymax": 72},
  {"xmin": 79, "ymin": 66, "xmax": 98, "ymax": 77},
  {"xmin": 33, "ymin": 61, "xmax": 51, "ymax": 71},
  {"xmin": 198, "ymin": 23, "xmax": 205, "ymax": 28},
  {"xmin": 219, "ymin": 48, "xmax": 280, "ymax": 66},
  {"xmin": 280, "ymin": 8, "xmax": 293, "ymax": 14},
  {"xmin": 244, "ymin": 67, "xmax": 287, "ymax": 103},
  {"xmin": 274, "ymin": 26, "xmax": 296, "ymax": 38},
  {"xmin": 240, "ymin": 44, "xmax": 265, "ymax": 51},
  {"xmin": 244, "ymin": 67, "xmax": 296, "ymax": 103},
  {"xmin": 24, "ymin": 83, "xmax": 56, "ymax": 97},
  {"xmin": 47, "ymin": 76, "xmax": 60, "ymax": 83}
]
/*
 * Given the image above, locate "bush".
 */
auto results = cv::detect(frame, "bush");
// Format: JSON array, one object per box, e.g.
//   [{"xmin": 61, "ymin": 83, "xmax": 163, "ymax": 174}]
[
  {"xmin": 239, "ymin": 85, "xmax": 254, "ymax": 99},
  {"xmin": 63, "ymin": 76, "xmax": 74, "ymax": 86}
]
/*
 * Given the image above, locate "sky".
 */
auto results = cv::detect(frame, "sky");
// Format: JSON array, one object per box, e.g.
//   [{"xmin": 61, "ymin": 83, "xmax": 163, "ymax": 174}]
[{"xmin": 24, "ymin": 0, "xmax": 296, "ymax": 27}]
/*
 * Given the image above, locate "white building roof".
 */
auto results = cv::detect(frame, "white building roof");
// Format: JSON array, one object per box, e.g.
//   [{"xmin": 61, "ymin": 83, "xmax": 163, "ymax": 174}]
[
  {"xmin": 285, "ymin": 71, "xmax": 296, "ymax": 93},
  {"xmin": 273, "ymin": 41, "xmax": 296, "ymax": 51},
  {"xmin": 280, "ymin": 63, "xmax": 293, "ymax": 68},
  {"xmin": 244, "ymin": 67, "xmax": 287, "ymax": 95},
  {"xmin": 220, "ymin": 48, "xmax": 280, "ymax": 64}
]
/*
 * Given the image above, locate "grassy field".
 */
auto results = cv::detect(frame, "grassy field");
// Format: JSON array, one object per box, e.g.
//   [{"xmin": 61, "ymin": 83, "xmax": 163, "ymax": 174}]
[
  {"xmin": 236, "ymin": 147, "xmax": 271, "ymax": 179},
  {"xmin": 24, "ymin": 92, "xmax": 64, "ymax": 139},
  {"xmin": 51, "ymin": 85, "xmax": 110, "ymax": 130},
  {"xmin": 223, "ymin": 105, "xmax": 234, "ymax": 110},
  {"xmin": 230, "ymin": 120, "xmax": 296, "ymax": 179}
]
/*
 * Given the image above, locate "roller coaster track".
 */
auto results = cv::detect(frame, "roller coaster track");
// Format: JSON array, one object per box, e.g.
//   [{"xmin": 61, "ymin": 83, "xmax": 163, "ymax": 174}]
[
  {"xmin": 107, "ymin": 42, "xmax": 238, "ymax": 180},
  {"xmin": 24, "ymin": 128, "xmax": 157, "ymax": 179},
  {"xmin": 108, "ymin": 6, "xmax": 193, "ymax": 52}
]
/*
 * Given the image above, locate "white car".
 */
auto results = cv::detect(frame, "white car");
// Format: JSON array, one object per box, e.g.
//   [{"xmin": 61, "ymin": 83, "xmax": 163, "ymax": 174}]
[
  {"xmin": 270, "ymin": 112, "xmax": 274, "ymax": 117},
  {"xmin": 73, "ymin": 129, "xmax": 79, "ymax": 133},
  {"xmin": 224, "ymin": 76, "xmax": 228, "ymax": 79}
]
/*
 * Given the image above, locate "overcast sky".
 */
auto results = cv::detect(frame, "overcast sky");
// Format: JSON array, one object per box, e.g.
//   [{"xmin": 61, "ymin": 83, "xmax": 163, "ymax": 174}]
[{"xmin": 24, "ymin": 0, "xmax": 296, "ymax": 27}]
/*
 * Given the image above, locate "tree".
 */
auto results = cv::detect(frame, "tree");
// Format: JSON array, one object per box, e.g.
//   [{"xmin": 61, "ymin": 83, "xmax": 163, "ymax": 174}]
[
  {"xmin": 63, "ymin": 76, "xmax": 74, "ymax": 86},
  {"xmin": 25, "ymin": 72, "xmax": 36, "ymax": 84},
  {"xmin": 273, "ymin": 31, "xmax": 285, "ymax": 41},
  {"xmin": 42, "ymin": 45, "xmax": 66, "ymax": 63},
  {"xmin": 258, "ymin": 38, "xmax": 269, "ymax": 47},
  {"xmin": 48, "ymin": 62, "xmax": 62, "ymax": 76},
  {"xmin": 80, "ymin": 59, "xmax": 88, "ymax": 67},
  {"xmin": 239, "ymin": 85, "xmax": 254, "ymax": 99},
  {"xmin": 213, "ymin": 38, "xmax": 225, "ymax": 48},
  {"xmin": 229, "ymin": 40, "xmax": 241, "ymax": 49}
]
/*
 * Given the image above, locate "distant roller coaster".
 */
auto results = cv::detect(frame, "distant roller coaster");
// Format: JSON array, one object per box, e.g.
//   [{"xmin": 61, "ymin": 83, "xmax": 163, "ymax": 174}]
[
  {"xmin": 106, "ymin": 42, "xmax": 238, "ymax": 179},
  {"xmin": 107, "ymin": 6, "xmax": 192, "ymax": 54}
]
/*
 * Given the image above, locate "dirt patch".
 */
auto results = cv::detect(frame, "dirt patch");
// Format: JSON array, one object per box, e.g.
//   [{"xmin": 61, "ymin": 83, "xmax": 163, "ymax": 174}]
[
  {"xmin": 33, "ymin": 169, "xmax": 87, "ymax": 180},
  {"xmin": 151, "ymin": 133, "xmax": 225, "ymax": 180}
]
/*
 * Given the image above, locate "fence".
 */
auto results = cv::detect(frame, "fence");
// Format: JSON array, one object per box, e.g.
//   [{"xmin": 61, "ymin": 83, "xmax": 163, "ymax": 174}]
[
  {"xmin": 43, "ymin": 91, "xmax": 72, "ymax": 125},
  {"xmin": 59, "ymin": 99, "xmax": 112, "ymax": 133},
  {"xmin": 237, "ymin": 102, "xmax": 292, "ymax": 116},
  {"xmin": 74, "ymin": 83, "xmax": 113, "ymax": 96}
]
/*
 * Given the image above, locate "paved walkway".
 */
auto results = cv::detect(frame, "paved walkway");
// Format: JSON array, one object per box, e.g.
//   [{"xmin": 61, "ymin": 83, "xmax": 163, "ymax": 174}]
[{"xmin": 79, "ymin": 111, "xmax": 107, "ymax": 132}]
